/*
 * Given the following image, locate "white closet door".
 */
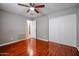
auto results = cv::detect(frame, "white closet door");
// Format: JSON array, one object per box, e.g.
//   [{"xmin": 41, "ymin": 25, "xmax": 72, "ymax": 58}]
[{"xmin": 49, "ymin": 14, "xmax": 76, "ymax": 47}]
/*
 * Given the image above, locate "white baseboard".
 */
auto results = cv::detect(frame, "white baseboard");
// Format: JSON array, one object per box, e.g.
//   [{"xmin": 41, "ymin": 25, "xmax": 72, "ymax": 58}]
[
  {"xmin": 36, "ymin": 37, "xmax": 48, "ymax": 42},
  {"xmin": 0, "ymin": 37, "xmax": 48, "ymax": 47},
  {"xmin": 0, "ymin": 37, "xmax": 42, "ymax": 47},
  {"xmin": 0, "ymin": 38, "xmax": 27, "ymax": 47},
  {"xmin": 77, "ymin": 48, "xmax": 79, "ymax": 51}
]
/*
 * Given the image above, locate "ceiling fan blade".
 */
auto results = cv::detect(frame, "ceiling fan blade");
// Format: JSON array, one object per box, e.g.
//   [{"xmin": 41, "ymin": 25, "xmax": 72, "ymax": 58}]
[
  {"xmin": 27, "ymin": 9, "xmax": 30, "ymax": 12},
  {"xmin": 18, "ymin": 3, "xmax": 29, "ymax": 7},
  {"xmin": 34, "ymin": 9, "xmax": 39, "ymax": 13},
  {"xmin": 35, "ymin": 5, "xmax": 45, "ymax": 8}
]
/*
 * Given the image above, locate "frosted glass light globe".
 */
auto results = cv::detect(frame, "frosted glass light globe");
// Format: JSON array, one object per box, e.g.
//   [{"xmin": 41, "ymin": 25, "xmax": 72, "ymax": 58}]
[{"xmin": 30, "ymin": 7, "xmax": 34, "ymax": 11}]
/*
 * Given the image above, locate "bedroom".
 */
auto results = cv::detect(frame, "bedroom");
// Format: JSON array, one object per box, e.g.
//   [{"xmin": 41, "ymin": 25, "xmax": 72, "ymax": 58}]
[{"xmin": 0, "ymin": 3, "xmax": 79, "ymax": 56}]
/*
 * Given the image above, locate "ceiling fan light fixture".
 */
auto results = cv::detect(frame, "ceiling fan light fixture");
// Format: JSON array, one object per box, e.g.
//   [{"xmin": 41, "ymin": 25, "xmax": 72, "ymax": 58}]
[
  {"xmin": 18, "ymin": 3, "xmax": 45, "ymax": 13},
  {"xmin": 30, "ymin": 7, "xmax": 35, "ymax": 11}
]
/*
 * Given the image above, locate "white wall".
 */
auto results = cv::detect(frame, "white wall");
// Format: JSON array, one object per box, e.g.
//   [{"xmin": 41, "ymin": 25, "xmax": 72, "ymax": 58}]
[
  {"xmin": 49, "ymin": 7, "xmax": 77, "ymax": 47},
  {"xmin": 0, "ymin": 10, "xmax": 27, "ymax": 45},
  {"xmin": 36, "ymin": 16, "xmax": 49, "ymax": 40},
  {"xmin": 77, "ymin": 5, "xmax": 79, "ymax": 48},
  {"xmin": 0, "ymin": 12, "xmax": 2, "ymax": 41}
]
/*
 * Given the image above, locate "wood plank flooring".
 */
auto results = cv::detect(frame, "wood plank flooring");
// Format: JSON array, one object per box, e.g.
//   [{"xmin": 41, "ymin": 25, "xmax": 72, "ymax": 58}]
[{"xmin": 0, "ymin": 38, "xmax": 79, "ymax": 56}]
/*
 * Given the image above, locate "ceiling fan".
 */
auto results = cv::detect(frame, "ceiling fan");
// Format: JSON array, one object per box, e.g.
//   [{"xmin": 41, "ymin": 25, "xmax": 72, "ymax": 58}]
[{"xmin": 18, "ymin": 3, "xmax": 45, "ymax": 13}]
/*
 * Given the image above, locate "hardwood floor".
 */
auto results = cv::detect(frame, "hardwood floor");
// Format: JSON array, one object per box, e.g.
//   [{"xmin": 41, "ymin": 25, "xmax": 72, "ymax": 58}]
[{"xmin": 0, "ymin": 38, "xmax": 79, "ymax": 56}]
